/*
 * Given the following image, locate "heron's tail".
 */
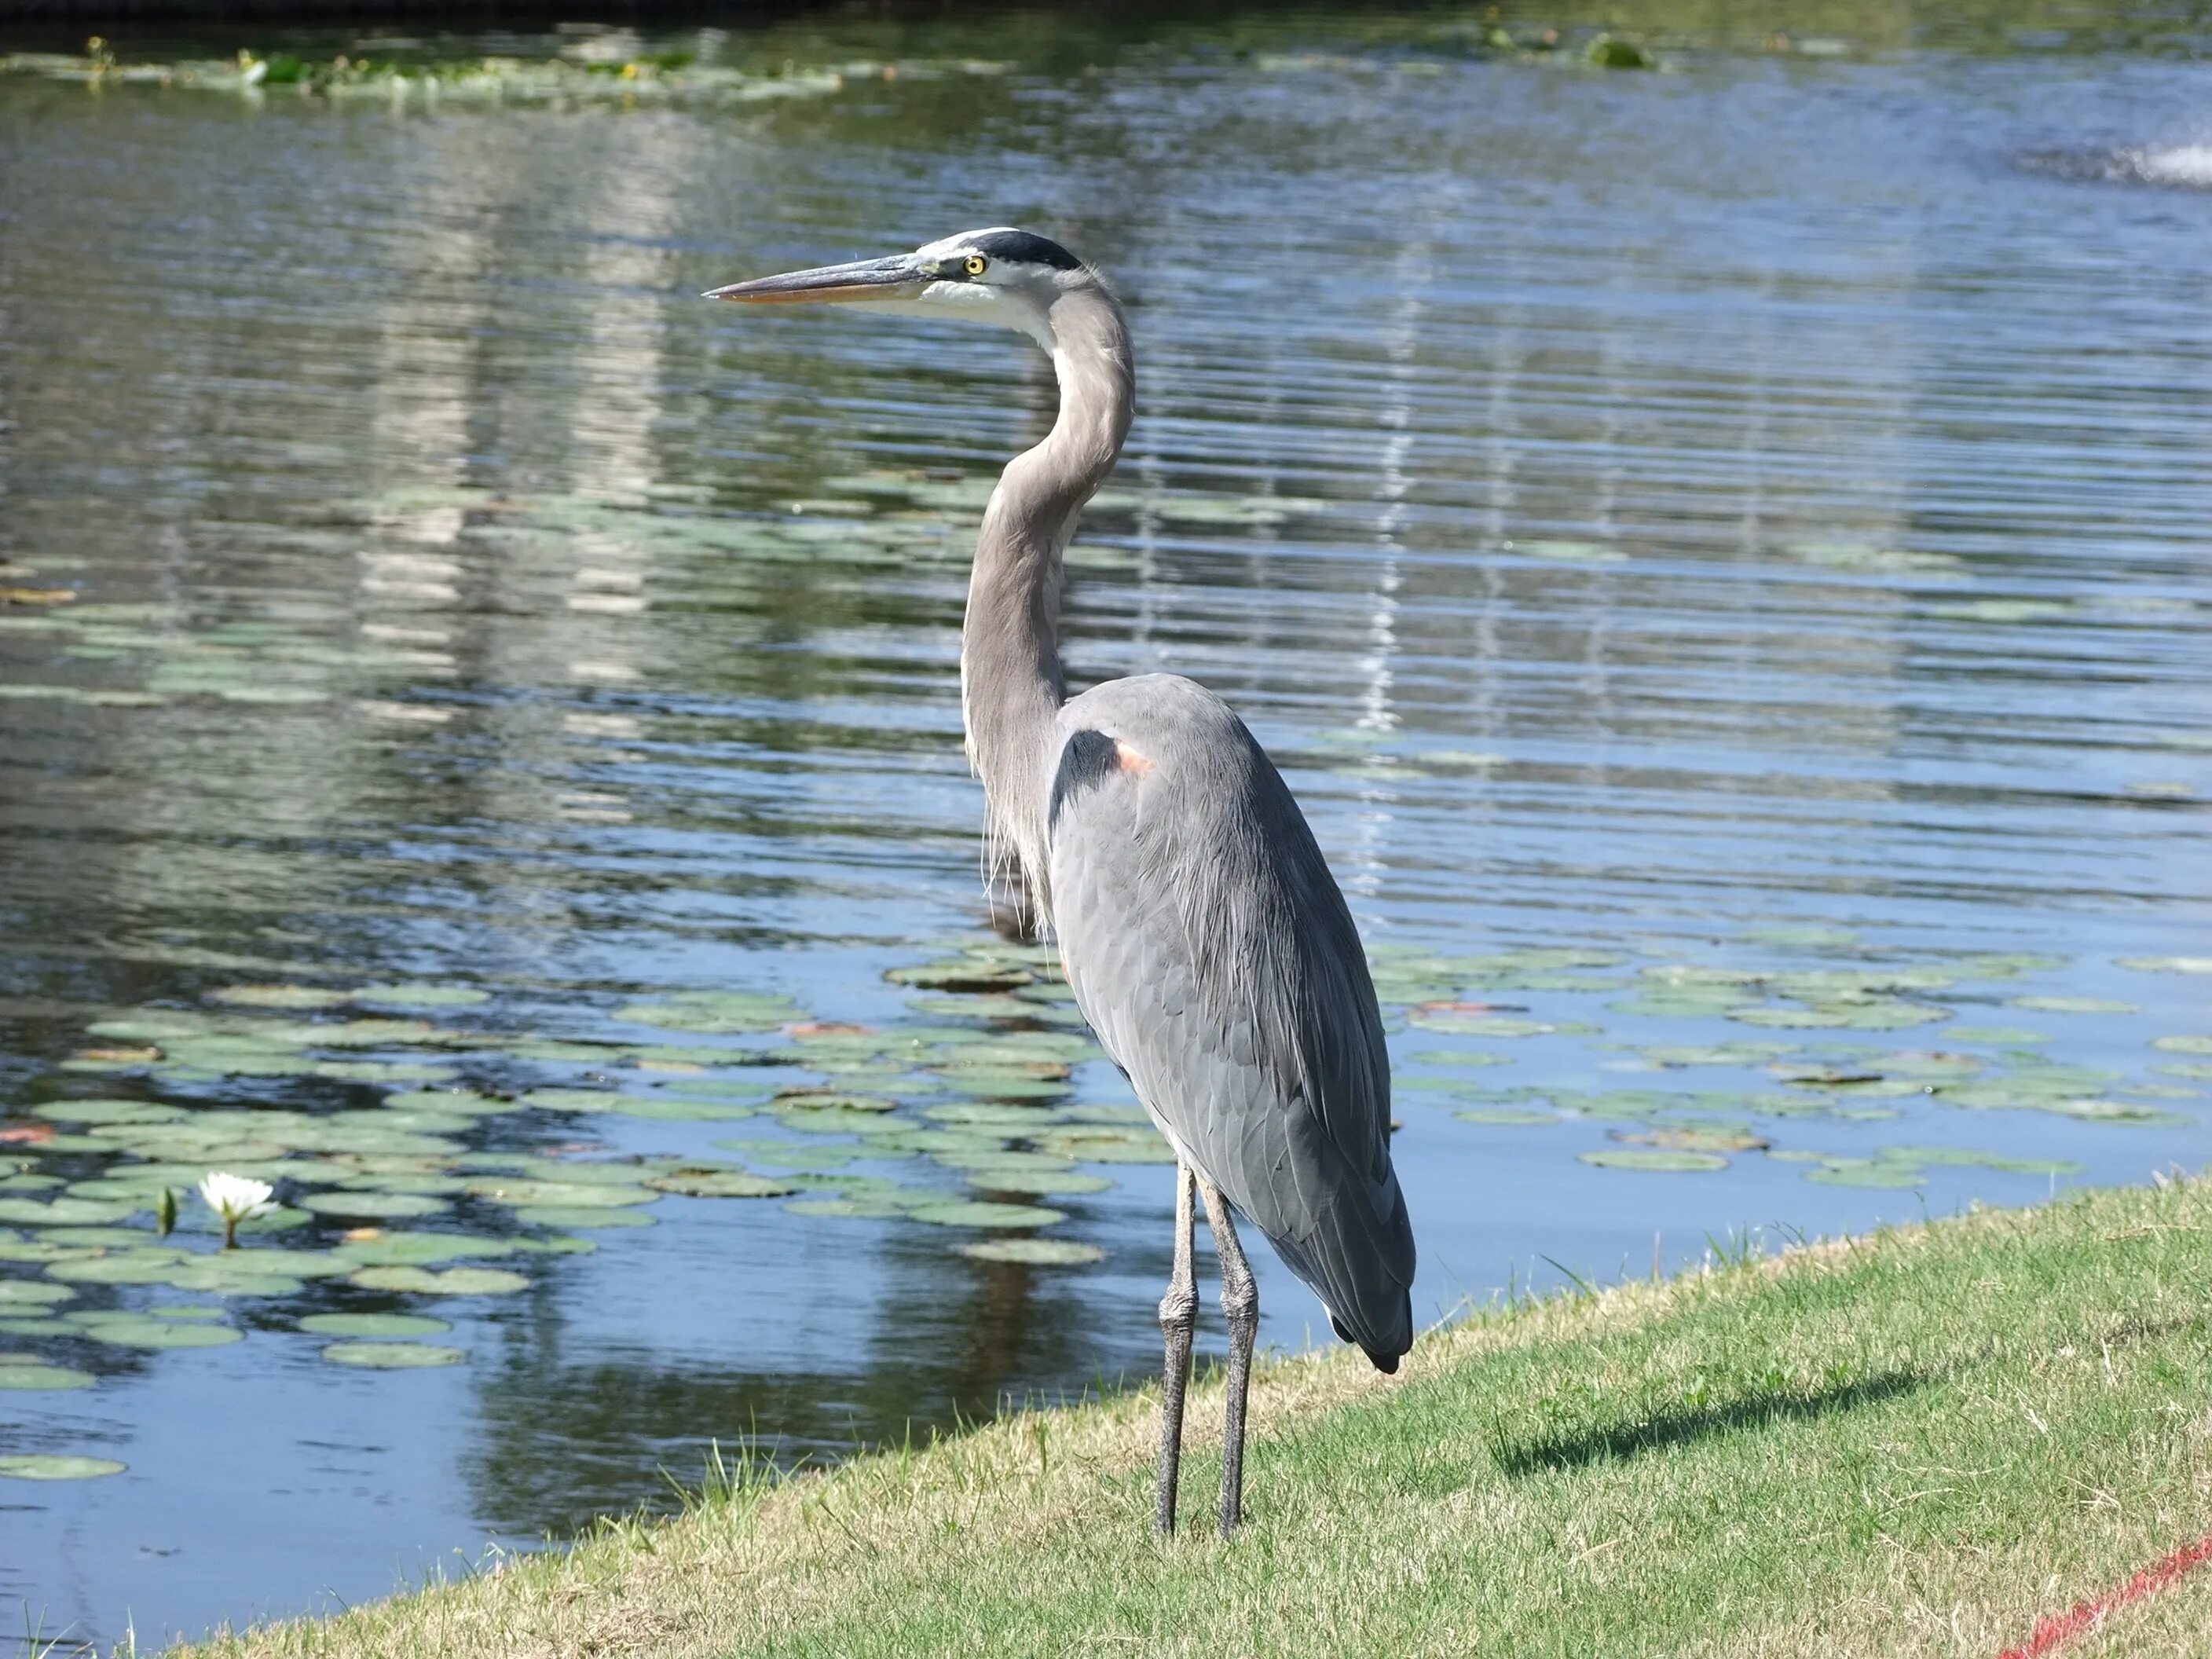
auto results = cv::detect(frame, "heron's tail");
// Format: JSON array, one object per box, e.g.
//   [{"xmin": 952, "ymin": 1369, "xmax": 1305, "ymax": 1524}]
[{"xmin": 1269, "ymin": 1165, "xmax": 1415, "ymax": 1372}]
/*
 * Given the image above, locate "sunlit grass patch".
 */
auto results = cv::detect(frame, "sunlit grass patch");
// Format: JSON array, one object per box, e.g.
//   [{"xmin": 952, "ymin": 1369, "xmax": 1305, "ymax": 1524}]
[{"xmin": 177, "ymin": 1176, "xmax": 2212, "ymax": 1659}]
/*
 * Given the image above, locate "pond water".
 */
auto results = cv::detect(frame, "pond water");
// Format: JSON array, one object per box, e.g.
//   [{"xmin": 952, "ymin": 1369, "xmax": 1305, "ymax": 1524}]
[{"xmin": 2, "ymin": 4, "xmax": 2209, "ymax": 1648}]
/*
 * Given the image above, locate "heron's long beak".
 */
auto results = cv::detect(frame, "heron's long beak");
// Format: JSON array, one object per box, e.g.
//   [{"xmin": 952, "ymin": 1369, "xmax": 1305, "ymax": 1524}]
[{"xmin": 702, "ymin": 254, "xmax": 931, "ymax": 306}]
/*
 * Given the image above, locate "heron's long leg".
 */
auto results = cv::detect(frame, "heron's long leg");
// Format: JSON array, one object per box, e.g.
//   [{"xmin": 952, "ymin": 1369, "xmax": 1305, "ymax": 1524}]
[
  {"xmin": 1155, "ymin": 1161, "xmax": 1198, "ymax": 1536},
  {"xmin": 1198, "ymin": 1174, "xmax": 1258, "ymax": 1537}
]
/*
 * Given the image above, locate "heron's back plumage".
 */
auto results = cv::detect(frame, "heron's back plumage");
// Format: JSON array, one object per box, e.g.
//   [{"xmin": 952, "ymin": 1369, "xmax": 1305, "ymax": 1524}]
[{"xmin": 1046, "ymin": 674, "xmax": 1415, "ymax": 1368}]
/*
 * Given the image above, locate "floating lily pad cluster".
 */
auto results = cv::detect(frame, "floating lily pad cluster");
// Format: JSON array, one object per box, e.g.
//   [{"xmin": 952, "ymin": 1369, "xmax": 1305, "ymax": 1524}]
[
  {"xmin": 1774, "ymin": 1146, "xmax": 2084, "ymax": 1189},
  {"xmin": 1394, "ymin": 932, "xmax": 2203, "ymax": 1183},
  {"xmin": 0, "ymin": 591, "xmax": 452, "ymax": 712},
  {"xmin": 3, "ymin": 918, "xmax": 2204, "ymax": 1479},
  {"xmin": 0, "ymin": 46, "xmax": 1013, "ymax": 108},
  {"xmin": 0, "ymin": 939, "xmax": 1169, "ymax": 1475}
]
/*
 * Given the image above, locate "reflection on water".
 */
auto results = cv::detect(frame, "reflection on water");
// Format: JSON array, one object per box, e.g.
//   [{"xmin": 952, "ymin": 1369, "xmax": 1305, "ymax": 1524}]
[{"xmin": 2, "ymin": 4, "xmax": 2210, "ymax": 1648}]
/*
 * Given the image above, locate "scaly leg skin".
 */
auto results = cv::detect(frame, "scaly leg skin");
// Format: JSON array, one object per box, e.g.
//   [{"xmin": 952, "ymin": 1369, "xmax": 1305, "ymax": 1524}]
[
  {"xmin": 1199, "ymin": 1174, "xmax": 1258, "ymax": 1537},
  {"xmin": 1155, "ymin": 1162, "xmax": 1198, "ymax": 1536}
]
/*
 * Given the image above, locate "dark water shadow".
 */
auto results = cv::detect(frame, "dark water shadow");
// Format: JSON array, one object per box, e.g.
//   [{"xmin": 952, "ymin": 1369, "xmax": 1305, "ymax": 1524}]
[{"xmin": 1492, "ymin": 1366, "xmax": 1928, "ymax": 1478}]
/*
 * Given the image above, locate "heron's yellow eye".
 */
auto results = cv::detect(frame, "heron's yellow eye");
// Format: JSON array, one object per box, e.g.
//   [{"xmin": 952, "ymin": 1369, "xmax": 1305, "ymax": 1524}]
[{"xmin": 964, "ymin": 254, "xmax": 988, "ymax": 276}]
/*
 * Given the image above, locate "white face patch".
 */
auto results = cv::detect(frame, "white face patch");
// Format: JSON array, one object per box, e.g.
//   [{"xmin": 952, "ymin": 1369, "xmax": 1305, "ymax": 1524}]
[{"xmin": 903, "ymin": 269, "xmax": 1056, "ymax": 348}]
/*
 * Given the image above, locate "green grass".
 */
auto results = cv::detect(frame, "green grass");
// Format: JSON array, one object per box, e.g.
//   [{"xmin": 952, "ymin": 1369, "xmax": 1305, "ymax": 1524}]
[{"xmin": 181, "ymin": 1177, "xmax": 2212, "ymax": 1658}]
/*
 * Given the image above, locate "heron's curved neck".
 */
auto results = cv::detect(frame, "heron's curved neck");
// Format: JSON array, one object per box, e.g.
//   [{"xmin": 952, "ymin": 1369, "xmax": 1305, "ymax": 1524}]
[{"xmin": 962, "ymin": 282, "xmax": 1133, "ymax": 911}]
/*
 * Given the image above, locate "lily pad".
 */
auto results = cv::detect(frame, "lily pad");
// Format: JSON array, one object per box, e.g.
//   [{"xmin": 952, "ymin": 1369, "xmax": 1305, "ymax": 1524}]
[
  {"xmin": 1452, "ymin": 1108, "xmax": 1559, "ymax": 1126},
  {"xmin": 771, "ymin": 1093, "xmax": 899, "ymax": 1114},
  {"xmin": 297, "ymin": 1191, "xmax": 448, "ymax": 1220},
  {"xmin": 919, "ymin": 1104, "xmax": 1051, "ymax": 1128},
  {"xmin": 963, "ymin": 1169, "xmax": 1112, "ymax": 1196},
  {"xmin": 0, "ymin": 1362, "xmax": 96, "ymax": 1390},
  {"xmin": 0, "ymin": 1197, "xmax": 142, "ymax": 1226},
  {"xmin": 906, "ymin": 1201, "xmax": 1066, "ymax": 1229},
  {"xmin": 313, "ymin": 1061, "xmax": 459, "ymax": 1085},
  {"xmin": 515, "ymin": 1207, "xmax": 658, "ymax": 1229},
  {"xmin": 0, "ymin": 1455, "xmax": 125, "ymax": 1480},
  {"xmin": 859, "ymin": 1134, "xmax": 987, "ymax": 1166},
  {"xmin": 32, "ymin": 1100, "xmax": 185, "ymax": 1125},
  {"xmin": 465, "ymin": 1179, "xmax": 657, "ymax": 1209},
  {"xmin": 516, "ymin": 1090, "xmax": 623, "ymax": 1112},
  {"xmin": 932, "ymin": 1150, "xmax": 1075, "ymax": 1174},
  {"xmin": 1577, "ymin": 1148, "xmax": 1729, "ymax": 1172},
  {"xmin": 776, "ymin": 1107, "xmax": 914, "ymax": 1137},
  {"xmin": 784, "ymin": 1197, "xmax": 912, "ymax": 1220},
  {"xmin": 207, "ymin": 985, "xmax": 351, "ymax": 1010},
  {"xmin": 643, "ymin": 1168, "xmax": 797, "ymax": 1199},
  {"xmin": 1806, "ymin": 1163, "xmax": 1928, "ymax": 1188},
  {"xmin": 0, "ymin": 1280, "xmax": 74, "ymax": 1306},
  {"xmin": 1637, "ymin": 1042, "xmax": 1800, "ymax": 1068},
  {"xmin": 32, "ymin": 1229, "xmax": 161, "ymax": 1256},
  {"xmin": 506, "ymin": 1041, "xmax": 624, "ymax": 1064},
  {"xmin": 1034, "ymin": 1126, "xmax": 1174, "ymax": 1164},
  {"xmin": 1890, "ymin": 1148, "xmax": 2083, "ymax": 1174},
  {"xmin": 338, "ymin": 1172, "xmax": 470, "ymax": 1196},
  {"xmin": 1729, "ymin": 1002, "xmax": 1947, "ymax": 1030},
  {"xmin": 957, "ymin": 1239, "xmax": 1105, "ymax": 1266},
  {"xmin": 73, "ymin": 1315, "xmax": 240, "ymax": 1349},
  {"xmin": 334, "ymin": 1234, "xmax": 517, "ymax": 1267},
  {"xmin": 2115, "ymin": 957, "xmax": 2212, "ymax": 975},
  {"xmin": 2009, "ymin": 996, "xmax": 2138, "ymax": 1015},
  {"xmin": 321, "ymin": 1342, "xmax": 465, "ymax": 1368},
  {"xmin": 1943, "ymin": 1027, "xmax": 2046, "ymax": 1045},
  {"xmin": 86, "ymin": 1017, "xmax": 205, "ymax": 1043},
  {"xmin": 1620, "ymin": 1126, "xmax": 1768, "ymax": 1153},
  {"xmin": 2152, "ymin": 1035, "xmax": 2212, "ymax": 1055},
  {"xmin": 1610, "ymin": 995, "xmax": 1751, "ymax": 1019},
  {"xmin": 347, "ymin": 1265, "xmax": 530, "ymax": 1296},
  {"xmin": 888, "ymin": 961, "xmax": 1033, "ymax": 992},
  {"xmin": 352, "ymin": 983, "xmax": 490, "ymax": 1009},
  {"xmin": 615, "ymin": 992, "xmax": 802, "ymax": 1034},
  {"xmin": 298, "ymin": 1312, "xmax": 452, "ymax": 1338},
  {"xmin": 932, "ymin": 1072, "xmax": 1069, "ymax": 1100},
  {"xmin": 198, "ymin": 1248, "xmax": 346, "ymax": 1277},
  {"xmin": 2045, "ymin": 1099, "xmax": 2186, "ymax": 1124},
  {"xmin": 1407, "ymin": 1011, "xmax": 1555, "ymax": 1038},
  {"xmin": 602, "ymin": 1098, "xmax": 759, "ymax": 1122},
  {"xmin": 1874, "ymin": 1051, "xmax": 1986, "ymax": 1077},
  {"xmin": 710, "ymin": 1140, "xmax": 871, "ymax": 1169}
]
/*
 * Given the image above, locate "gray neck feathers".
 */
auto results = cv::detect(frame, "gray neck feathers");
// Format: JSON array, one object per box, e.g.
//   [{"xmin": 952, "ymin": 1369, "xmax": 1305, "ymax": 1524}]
[{"xmin": 961, "ymin": 280, "xmax": 1133, "ymax": 920}]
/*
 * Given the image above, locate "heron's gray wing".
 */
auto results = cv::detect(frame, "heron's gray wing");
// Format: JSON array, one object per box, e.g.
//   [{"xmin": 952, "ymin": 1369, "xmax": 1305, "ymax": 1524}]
[{"xmin": 1047, "ymin": 677, "xmax": 1414, "ymax": 1364}]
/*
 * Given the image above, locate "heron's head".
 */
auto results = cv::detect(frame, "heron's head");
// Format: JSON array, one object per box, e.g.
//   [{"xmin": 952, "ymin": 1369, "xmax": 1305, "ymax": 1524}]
[{"xmin": 703, "ymin": 227, "xmax": 1094, "ymax": 349}]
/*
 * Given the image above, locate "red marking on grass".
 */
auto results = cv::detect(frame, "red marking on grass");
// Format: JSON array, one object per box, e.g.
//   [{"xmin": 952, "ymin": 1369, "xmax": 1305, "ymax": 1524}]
[{"xmin": 1996, "ymin": 1535, "xmax": 2212, "ymax": 1658}]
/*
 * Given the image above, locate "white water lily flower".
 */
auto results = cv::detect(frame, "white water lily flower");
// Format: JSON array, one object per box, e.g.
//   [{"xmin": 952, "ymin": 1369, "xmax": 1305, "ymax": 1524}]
[{"xmin": 199, "ymin": 1170, "xmax": 276, "ymax": 1249}]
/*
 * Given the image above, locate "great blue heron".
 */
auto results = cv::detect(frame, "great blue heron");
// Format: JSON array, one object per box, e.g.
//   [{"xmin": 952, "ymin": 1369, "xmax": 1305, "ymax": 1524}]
[{"xmin": 707, "ymin": 229, "xmax": 1415, "ymax": 1536}]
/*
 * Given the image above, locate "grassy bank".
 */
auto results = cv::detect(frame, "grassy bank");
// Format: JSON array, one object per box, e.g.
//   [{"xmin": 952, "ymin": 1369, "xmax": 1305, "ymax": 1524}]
[{"xmin": 183, "ymin": 1177, "xmax": 2212, "ymax": 1658}]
